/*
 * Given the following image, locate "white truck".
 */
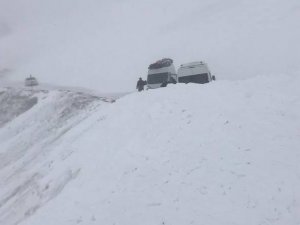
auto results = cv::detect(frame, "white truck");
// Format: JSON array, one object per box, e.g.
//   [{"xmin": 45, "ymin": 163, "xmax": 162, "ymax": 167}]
[
  {"xmin": 25, "ymin": 75, "xmax": 39, "ymax": 86},
  {"xmin": 177, "ymin": 61, "xmax": 215, "ymax": 84},
  {"xmin": 147, "ymin": 58, "xmax": 177, "ymax": 89}
]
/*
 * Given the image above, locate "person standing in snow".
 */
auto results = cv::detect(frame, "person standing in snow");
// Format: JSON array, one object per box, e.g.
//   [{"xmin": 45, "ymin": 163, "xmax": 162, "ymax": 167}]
[{"xmin": 136, "ymin": 77, "xmax": 146, "ymax": 92}]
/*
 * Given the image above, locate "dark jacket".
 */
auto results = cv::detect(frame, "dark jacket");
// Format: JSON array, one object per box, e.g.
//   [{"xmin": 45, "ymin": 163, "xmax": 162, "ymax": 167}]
[{"xmin": 136, "ymin": 79, "xmax": 146, "ymax": 91}]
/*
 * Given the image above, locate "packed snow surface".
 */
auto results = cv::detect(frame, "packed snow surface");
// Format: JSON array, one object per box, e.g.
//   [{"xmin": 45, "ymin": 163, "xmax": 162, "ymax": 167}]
[
  {"xmin": 1, "ymin": 75, "xmax": 300, "ymax": 225},
  {"xmin": 0, "ymin": 86, "xmax": 112, "ymax": 224}
]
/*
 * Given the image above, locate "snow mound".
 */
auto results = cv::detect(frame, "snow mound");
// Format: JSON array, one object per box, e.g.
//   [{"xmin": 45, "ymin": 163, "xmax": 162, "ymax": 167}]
[
  {"xmin": 1, "ymin": 74, "xmax": 300, "ymax": 225},
  {"xmin": 0, "ymin": 86, "xmax": 112, "ymax": 225}
]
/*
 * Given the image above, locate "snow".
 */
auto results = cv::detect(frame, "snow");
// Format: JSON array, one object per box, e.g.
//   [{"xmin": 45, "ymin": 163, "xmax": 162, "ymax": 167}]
[
  {"xmin": 1, "ymin": 74, "xmax": 299, "ymax": 225},
  {"xmin": 0, "ymin": 86, "xmax": 112, "ymax": 224}
]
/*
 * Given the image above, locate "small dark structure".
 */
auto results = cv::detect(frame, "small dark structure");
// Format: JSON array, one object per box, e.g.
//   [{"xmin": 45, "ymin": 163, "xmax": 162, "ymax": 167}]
[{"xmin": 25, "ymin": 75, "xmax": 39, "ymax": 87}]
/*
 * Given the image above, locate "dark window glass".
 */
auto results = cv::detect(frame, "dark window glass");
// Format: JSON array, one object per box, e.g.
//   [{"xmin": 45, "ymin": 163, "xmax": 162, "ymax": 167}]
[
  {"xmin": 178, "ymin": 73, "xmax": 209, "ymax": 84},
  {"xmin": 147, "ymin": 73, "xmax": 168, "ymax": 84}
]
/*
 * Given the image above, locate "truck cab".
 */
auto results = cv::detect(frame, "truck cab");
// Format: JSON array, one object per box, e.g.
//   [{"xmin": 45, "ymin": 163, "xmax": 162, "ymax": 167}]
[
  {"xmin": 147, "ymin": 58, "xmax": 177, "ymax": 89},
  {"xmin": 177, "ymin": 61, "xmax": 215, "ymax": 84},
  {"xmin": 25, "ymin": 75, "xmax": 39, "ymax": 86}
]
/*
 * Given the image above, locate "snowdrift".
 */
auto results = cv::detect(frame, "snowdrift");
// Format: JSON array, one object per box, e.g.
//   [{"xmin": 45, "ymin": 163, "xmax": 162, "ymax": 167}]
[
  {"xmin": 0, "ymin": 86, "xmax": 111, "ymax": 225},
  {"xmin": 1, "ymin": 75, "xmax": 300, "ymax": 225}
]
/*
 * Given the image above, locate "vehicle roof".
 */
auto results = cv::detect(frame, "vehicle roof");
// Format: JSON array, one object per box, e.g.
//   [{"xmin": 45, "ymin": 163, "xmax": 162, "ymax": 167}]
[
  {"xmin": 148, "ymin": 64, "xmax": 176, "ymax": 75},
  {"xmin": 26, "ymin": 77, "xmax": 37, "ymax": 80},
  {"xmin": 180, "ymin": 61, "xmax": 207, "ymax": 68},
  {"xmin": 148, "ymin": 58, "xmax": 173, "ymax": 70},
  {"xmin": 178, "ymin": 61, "xmax": 210, "ymax": 77}
]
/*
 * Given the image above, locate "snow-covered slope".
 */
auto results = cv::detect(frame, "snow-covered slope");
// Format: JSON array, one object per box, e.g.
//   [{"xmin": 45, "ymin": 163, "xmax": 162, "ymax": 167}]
[
  {"xmin": 0, "ymin": 86, "xmax": 113, "ymax": 225},
  {"xmin": 1, "ymin": 74, "xmax": 299, "ymax": 225}
]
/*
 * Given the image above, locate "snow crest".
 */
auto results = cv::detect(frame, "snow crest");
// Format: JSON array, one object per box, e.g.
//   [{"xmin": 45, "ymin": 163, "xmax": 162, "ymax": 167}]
[
  {"xmin": 0, "ymin": 87, "xmax": 110, "ymax": 225},
  {"xmin": 1, "ymin": 75, "xmax": 300, "ymax": 225}
]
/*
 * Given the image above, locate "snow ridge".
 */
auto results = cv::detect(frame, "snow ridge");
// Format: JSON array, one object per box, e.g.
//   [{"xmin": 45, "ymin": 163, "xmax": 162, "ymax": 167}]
[
  {"xmin": 0, "ymin": 86, "xmax": 111, "ymax": 225},
  {"xmin": 1, "ymin": 75, "xmax": 300, "ymax": 225}
]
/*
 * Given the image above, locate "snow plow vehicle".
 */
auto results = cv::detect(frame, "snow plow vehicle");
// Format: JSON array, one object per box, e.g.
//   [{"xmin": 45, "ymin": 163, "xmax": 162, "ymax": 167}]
[
  {"xmin": 177, "ymin": 61, "xmax": 215, "ymax": 84},
  {"xmin": 147, "ymin": 58, "xmax": 177, "ymax": 89},
  {"xmin": 25, "ymin": 75, "xmax": 39, "ymax": 86}
]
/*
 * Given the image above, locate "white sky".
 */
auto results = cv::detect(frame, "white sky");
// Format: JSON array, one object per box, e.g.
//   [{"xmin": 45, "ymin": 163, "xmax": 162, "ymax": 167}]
[{"xmin": 0, "ymin": 0, "xmax": 299, "ymax": 92}]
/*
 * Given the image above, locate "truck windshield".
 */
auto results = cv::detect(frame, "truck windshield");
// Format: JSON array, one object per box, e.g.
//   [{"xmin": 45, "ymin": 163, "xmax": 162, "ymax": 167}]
[
  {"xmin": 178, "ymin": 73, "xmax": 209, "ymax": 84},
  {"xmin": 147, "ymin": 73, "xmax": 168, "ymax": 84}
]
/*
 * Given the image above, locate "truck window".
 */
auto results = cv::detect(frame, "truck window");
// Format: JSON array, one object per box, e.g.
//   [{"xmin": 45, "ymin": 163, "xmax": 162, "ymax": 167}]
[
  {"xmin": 147, "ymin": 73, "xmax": 168, "ymax": 84},
  {"xmin": 178, "ymin": 73, "xmax": 209, "ymax": 84}
]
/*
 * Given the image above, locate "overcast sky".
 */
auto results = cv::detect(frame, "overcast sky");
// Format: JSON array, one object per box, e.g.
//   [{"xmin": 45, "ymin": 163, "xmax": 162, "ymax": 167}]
[{"xmin": 0, "ymin": 0, "xmax": 299, "ymax": 92}]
